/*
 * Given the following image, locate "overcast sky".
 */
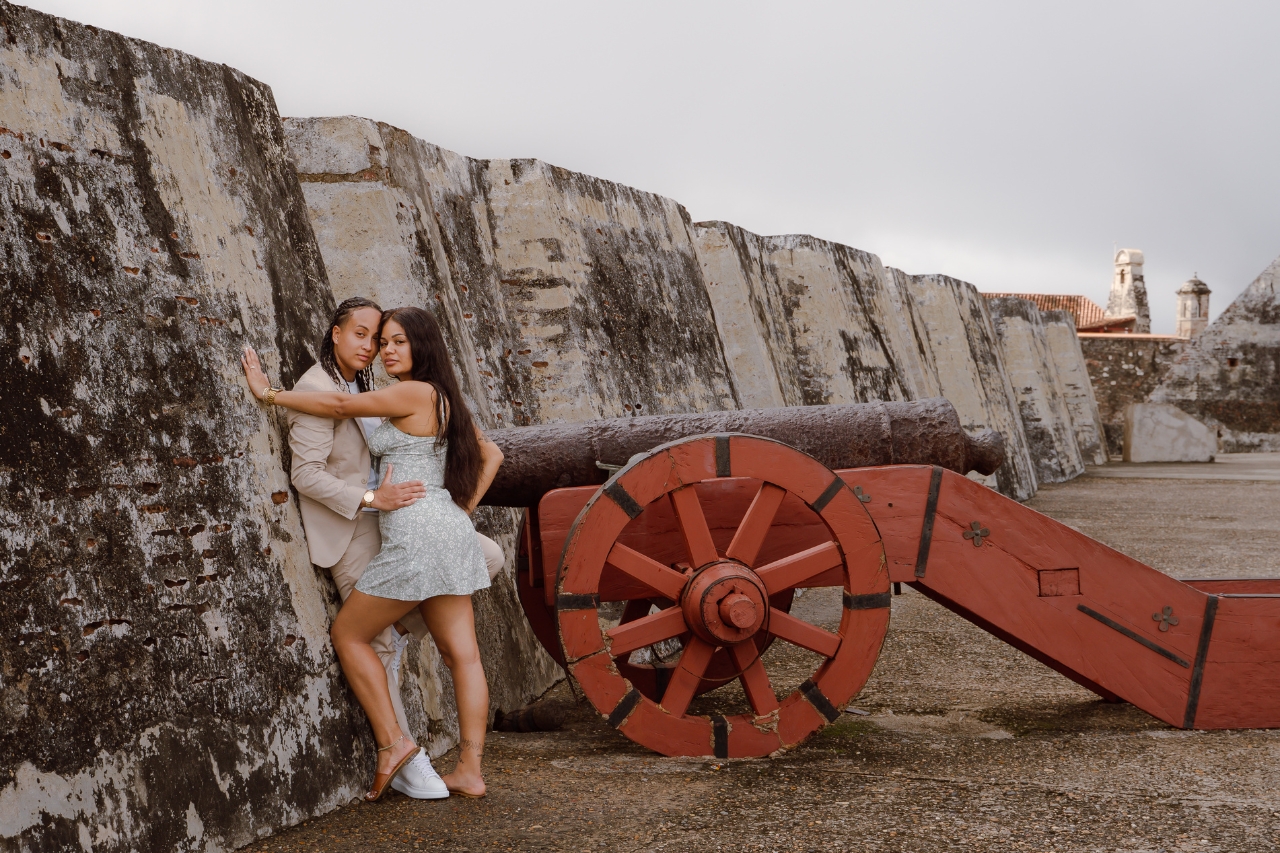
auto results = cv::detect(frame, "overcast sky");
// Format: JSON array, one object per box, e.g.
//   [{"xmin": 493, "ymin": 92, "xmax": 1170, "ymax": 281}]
[{"xmin": 31, "ymin": 0, "xmax": 1280, "ymax": 332}]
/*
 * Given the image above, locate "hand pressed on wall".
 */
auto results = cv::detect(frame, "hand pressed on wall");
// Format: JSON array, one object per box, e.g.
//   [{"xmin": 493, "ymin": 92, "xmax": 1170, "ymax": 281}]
[{"xmin": 241, "ymin": 346, "xmax": 271, "ymax": 399}]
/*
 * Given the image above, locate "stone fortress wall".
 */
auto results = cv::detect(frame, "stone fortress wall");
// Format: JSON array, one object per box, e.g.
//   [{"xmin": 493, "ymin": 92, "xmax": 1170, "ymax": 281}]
[
  {"xmin": 1040, "ymin": 310, "xmax": 1109, "ymax": 466},
  {"xmin": 0, "ymin": 5, "xmax": 1107, "ymax": 852},
  {"xmin": 984, "ymin": 298, "xmax": 1086, "ymax": 482},
  {"xmin": 1146, "ymin": 256, "xmax": 1280, "ymax": 452},
  {"xmin": 1079, "ymin": 254, "xmax": 1280, "ymax": 456},
  {"xmin": 1079, "ymin": 335, "xmax": 1189, "ymax": 457},
  {"xmin": 689, "ymin": 225, "xmax": 1045, "ymax": 498},
  {"xmin": 281, "ymin": 115, "xmax": 1112, "ymax": 500},
  {"xmin": 0, "ymin": 6, "xmax": 391, "ymax": 853}
]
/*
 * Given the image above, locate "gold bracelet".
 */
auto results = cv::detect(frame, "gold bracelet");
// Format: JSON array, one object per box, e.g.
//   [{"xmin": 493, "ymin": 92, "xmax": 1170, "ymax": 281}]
[{"xmin": 264, "ymin": 387, "xmax": 280, "ymax": 405}]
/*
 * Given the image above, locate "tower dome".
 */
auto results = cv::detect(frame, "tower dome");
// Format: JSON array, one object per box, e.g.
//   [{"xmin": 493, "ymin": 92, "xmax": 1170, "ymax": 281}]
[
  {"xmin": 1177, "ymin": 276, "xmax": 1211, "ymax": 296},
  {"xmin": 1175, "ymin": 274, "xmax": 1211, "ymax": 338}
]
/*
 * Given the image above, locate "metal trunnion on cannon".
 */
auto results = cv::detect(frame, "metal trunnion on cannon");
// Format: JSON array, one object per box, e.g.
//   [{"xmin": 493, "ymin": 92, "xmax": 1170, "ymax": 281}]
[{"xmin": 480, "ymin": 398, "xmax": 1280, "ymax": 759}]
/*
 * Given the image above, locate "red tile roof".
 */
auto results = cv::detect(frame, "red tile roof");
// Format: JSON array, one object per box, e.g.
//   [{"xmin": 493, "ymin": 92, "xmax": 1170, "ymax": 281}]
[{"xmin": 982, "ymin": 293, "xmax": 1119, "ymax": 330}]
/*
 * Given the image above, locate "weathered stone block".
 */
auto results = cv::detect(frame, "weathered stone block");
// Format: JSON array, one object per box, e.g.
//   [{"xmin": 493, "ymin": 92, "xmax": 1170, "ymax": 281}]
[
  {"xmin": 689, "ymin": 221, "xmax": 1040, "ymax": 500},
  {"xmin": 285, "ymin": 118, "xmax": 739, "ymax": 427},
  {"xmin": 1123, "ymin": 403, "xmax": 1217, "ymax": 463},
  {"xmin": 986, "ymin": 297, "xmax": 1085, "ymax": 483},
  {"xmin": 691, "ymin": 222, "xmax": 938, "ymax": 408},
  {"xmin": 1040, "ymin": 310, "xmax": 1108, "ymax": 465},
  {"xmin": 0, "ymin": 4, "xmax": 368, "ymax": 851},
  {"xmin": 687, "ymin": 222, "xmax": 796, "ymax": 407},
  {"xmin": 892, "ymin": 274, "xmax": 1039, "ymax": 499},
  {"xmin": 282, "ymin": 116, "xmax": 737, "ymax": 416}
]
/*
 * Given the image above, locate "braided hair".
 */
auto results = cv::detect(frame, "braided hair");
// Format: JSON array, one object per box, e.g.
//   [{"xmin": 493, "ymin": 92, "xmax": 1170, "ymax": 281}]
[{"xmin": 318, "ymin": 296, "xmax": 382, "ymax": 392}]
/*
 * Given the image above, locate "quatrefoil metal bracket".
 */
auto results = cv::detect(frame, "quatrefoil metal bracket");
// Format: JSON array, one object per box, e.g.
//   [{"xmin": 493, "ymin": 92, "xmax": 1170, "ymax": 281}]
[
  {"xmin": 962, "ymin": 521, "xmax": 990, "ymax": 547},
  {"xmin": 1152, "ymin": 606, "xmax": 1179, "ymax": 632}
]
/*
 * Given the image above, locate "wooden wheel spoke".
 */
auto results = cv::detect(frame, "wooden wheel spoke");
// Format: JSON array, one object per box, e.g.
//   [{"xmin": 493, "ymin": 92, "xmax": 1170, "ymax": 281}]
[
  {"xmin": 755, "ymin": 541, "xmax": 844, "ymax": 595},
  {"xmin": 606, "ymin": 605, "xmax": 687, "ymax": 657},
  {"xmin": 730, "ymin": 641, "xmax": 779, "ymax": 715},
  {"xmin": 725, "ymin": 483, "xmax": 786, "ymax": 567},
  {"xmin": 767, "ymin": 607, "xmax": 841, "ymax": 658},
  {"xmin": 606, "ymin": 543, "xmax": 689, "ymax": 601},
  {"xmin": 669, "ymin": 486, "xmax": 719, "ymax": 568},
  {"xmin": 658, "ymin": 638, "xmax": 717, "ymax": 717}
]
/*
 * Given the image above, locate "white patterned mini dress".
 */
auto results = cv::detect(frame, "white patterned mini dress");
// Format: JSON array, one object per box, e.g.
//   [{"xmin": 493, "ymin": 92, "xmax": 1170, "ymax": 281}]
[{"xmin": 354, "ymin": 421, "xmax": 490, "ymax": 601}]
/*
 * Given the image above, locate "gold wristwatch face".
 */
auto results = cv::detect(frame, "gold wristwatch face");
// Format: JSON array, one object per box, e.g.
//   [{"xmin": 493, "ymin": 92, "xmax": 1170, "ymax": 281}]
[{"xmin": 363, "ymin": 490, "xmax": 376, "ymax": 506}]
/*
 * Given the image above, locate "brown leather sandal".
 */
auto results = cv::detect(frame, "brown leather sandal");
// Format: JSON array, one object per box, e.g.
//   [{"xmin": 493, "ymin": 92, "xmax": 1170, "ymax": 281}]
[
  {"xmin": 445, "ymin": 785, "xmax": 486, "ymax": 799},
  {"xmin": 365, "ymin": 737, "xmax": 421, "ymax": 803}
]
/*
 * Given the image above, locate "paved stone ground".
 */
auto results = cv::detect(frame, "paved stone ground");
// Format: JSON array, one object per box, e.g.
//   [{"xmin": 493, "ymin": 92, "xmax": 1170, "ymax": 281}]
[
  {"xmin": 1084, "ymin": 452, "xmax": 1280, "ymax": 483},
  {"xmin": 241, "ymin": 467, "xmax": 1280, "ymax": 852}
]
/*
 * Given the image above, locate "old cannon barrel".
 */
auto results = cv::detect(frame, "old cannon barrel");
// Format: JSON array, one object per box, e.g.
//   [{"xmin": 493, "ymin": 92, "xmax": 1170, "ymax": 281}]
[{"xmin": 480, "ymin": 397, "xmax": 1003, "ymax": 508}]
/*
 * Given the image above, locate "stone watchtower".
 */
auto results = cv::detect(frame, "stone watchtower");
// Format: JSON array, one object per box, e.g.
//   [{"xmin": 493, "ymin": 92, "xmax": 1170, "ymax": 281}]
[
  {"xmin": 1105, "ymin": 248, "xmax": 1151, "ymax": 332},
  {"xmin": 1175, "ymin": 275, "xmax": 1211, "ymax": 338}
]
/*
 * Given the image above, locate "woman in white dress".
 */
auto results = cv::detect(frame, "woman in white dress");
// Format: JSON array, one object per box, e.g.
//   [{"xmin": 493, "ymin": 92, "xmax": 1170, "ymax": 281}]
[{"xmin": 242, "ymin": 306, "xmax": 501, "ymax": 800}]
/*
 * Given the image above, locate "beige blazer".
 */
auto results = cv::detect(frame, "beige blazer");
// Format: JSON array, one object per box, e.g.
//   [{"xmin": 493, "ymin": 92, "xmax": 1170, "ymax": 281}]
[{"xmin": 288, "ymin": 363, "xmax": 372, "ymax": 568}]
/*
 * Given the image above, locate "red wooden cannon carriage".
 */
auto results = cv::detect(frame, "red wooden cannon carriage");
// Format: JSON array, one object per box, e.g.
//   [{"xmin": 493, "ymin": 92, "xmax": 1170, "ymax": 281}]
[{"xmin": 483, "ymin": 400, "xmax": 1280, "ymax": 759}]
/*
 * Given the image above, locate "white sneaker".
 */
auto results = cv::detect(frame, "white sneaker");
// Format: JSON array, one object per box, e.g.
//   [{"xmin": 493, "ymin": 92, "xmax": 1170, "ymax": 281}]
[
  {"xmin": 391, "ymin": 750, "xmax": 449, "ymax": 799},
  {"xmin": 388, "ymin": 631, "xmax": 411, "ymax": 685}
]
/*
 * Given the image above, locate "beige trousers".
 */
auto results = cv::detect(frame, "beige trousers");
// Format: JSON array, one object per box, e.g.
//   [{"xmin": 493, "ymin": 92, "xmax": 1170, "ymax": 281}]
[
  {"xmin": 326, "ymin": 512, "xmax": 507, "ymax": 739},
  {"xmin": 479, "ymin": 532, "xmax": 506, "ymax": 581}
]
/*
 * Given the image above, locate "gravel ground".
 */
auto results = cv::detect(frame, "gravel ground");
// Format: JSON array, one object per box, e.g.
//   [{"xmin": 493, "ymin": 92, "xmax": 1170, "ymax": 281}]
[{"xmin": 241, "ymin": 471, "xmax": 1280, "ymax": 852}]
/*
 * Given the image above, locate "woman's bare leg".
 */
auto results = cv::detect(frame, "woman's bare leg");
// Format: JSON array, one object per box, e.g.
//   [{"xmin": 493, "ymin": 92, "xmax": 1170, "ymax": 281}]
[
  {"xmin": 419, "ymin": 594, "xmax": 488, "ymax": 796},
  {"xmin": 331, "ymin": 590, "xmax": 422, "ymax": 779}
]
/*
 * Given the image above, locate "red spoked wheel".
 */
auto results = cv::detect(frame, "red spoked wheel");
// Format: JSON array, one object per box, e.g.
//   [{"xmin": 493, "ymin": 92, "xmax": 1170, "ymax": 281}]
[{"xmin": 555, "ymin": 433, "xmax": 890, "ymax": 758}]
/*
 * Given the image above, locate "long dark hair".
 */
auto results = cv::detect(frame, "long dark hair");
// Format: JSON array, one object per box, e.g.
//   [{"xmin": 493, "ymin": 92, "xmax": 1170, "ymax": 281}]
[
  {"xmin": 318, "ymin": 296, "xmax": 382, "ymax": 391},
  {"xmin": 381, "ymin": 307, "xmax": 483, "ymax": 508}
]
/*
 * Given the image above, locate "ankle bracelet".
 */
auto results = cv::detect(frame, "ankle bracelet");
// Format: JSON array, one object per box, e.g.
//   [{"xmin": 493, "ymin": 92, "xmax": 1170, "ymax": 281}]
[{"xmin": 377, "ymin": 734, "xmax": 406, "ymax": 753}]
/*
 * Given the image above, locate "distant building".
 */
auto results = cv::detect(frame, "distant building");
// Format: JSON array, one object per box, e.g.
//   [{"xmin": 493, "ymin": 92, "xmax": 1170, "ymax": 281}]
[
  {"xmin": 990, "ymin": 248, "xmax": 1169, "ymax": 335},
  {"xmin": 1175, "ymin": 275, "xmax": 1211, "ymax": 338},
  {"xmin": 1104, "ymin": 248, "xmax": 1151, "ymax": 333},
  {"xmin": 982, "ymin": 252, "xmax": 1271, "ymax": 458}
]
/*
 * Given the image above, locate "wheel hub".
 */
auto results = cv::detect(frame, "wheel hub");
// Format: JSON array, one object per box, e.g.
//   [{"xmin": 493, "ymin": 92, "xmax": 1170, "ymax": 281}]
[{"xmin": 681, "ymin": 561, "xmax": 769, "ymax": 645}]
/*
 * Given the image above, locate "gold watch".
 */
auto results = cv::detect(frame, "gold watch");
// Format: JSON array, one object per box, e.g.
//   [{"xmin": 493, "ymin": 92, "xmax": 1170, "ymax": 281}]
[{"xmin": 362, "ymin": 489, "xmax": 377, "ymax": 508}]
